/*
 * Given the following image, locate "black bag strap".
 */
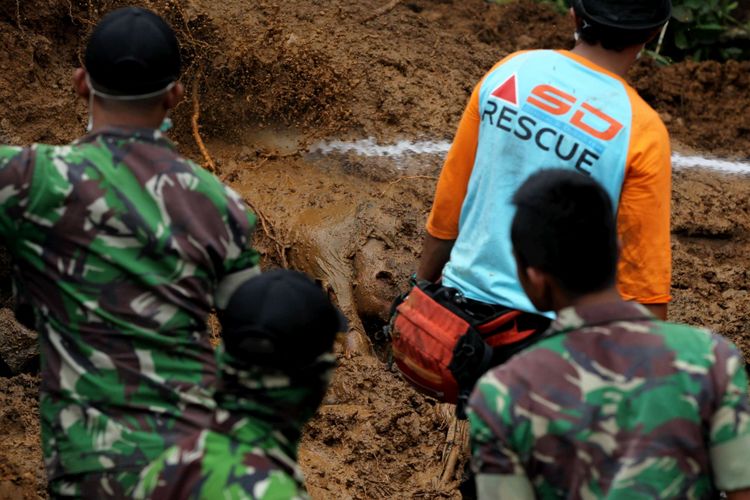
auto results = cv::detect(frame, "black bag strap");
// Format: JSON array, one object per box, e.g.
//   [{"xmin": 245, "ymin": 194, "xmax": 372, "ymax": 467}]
[
  {"xmin": 449, "ymin": 327, "xmax": 494, "ymax": 420},
  {"xmin": 455, "ymin": 336, "xmax": 493, "ymax": 420}
]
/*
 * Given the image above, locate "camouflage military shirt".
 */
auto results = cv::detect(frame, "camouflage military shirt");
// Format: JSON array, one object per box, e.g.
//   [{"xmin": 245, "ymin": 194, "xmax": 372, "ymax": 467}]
[
  {"xmin": 467, "ymin": 302, "xmax": 750, "ymax": 499},
  {"xmin": 133, "ymin": 348, "xmax": 335, "ymax": 499},
  {"xmin": 0, "ymin": 127, "xmax": 259, "ymax": 492}
]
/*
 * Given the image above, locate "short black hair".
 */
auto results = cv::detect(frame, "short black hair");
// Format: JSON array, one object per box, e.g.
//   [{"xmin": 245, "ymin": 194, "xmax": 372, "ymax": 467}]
[{"xmin": 511, "ymin": 169, "xmax": 618, "ymax": 296}]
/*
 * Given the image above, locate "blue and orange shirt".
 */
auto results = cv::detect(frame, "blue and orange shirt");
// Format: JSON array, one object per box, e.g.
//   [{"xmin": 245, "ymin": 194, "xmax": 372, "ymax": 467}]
[{"xmin": 427, "ymin": 50, "xmax": 672, "ymax": 313}]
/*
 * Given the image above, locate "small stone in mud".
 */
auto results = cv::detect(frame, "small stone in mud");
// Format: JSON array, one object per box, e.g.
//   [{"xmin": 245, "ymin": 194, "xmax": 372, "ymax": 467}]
[{"xmin": 0, "ymin": 308, "xmax": 39, "ymax": 376}]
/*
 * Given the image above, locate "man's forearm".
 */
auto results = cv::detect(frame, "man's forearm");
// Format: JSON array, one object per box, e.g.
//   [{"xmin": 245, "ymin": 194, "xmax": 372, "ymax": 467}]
[{"xmin": 416, "ymin": 234, "xmax": 456, "ymax": 283}]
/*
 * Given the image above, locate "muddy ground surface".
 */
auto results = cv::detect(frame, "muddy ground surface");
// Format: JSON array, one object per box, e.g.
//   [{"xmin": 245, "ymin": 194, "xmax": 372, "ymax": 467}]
[{"xmin": 1, "ymin": 0, "xmax": 750, "ymax": 498}]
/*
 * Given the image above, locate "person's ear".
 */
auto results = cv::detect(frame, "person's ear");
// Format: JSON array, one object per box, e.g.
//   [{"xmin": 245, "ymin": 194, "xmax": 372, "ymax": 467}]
[
  {"xmin": 73, "ymin": 68, "xmax": 90, "ymax": 101},
  {"xmin": 522, "ymin": 265, "xmax": 555, "ymax": 313},
  {"xmin": 164, "ymin": 81, "xmax": 184, "ymax": 111}
]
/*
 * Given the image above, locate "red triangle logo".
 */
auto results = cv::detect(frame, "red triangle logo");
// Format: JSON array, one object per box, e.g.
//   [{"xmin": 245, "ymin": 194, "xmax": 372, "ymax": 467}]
[{"xmin": 491, "ymin": 74, "xmax": 518, "ymax": 106}]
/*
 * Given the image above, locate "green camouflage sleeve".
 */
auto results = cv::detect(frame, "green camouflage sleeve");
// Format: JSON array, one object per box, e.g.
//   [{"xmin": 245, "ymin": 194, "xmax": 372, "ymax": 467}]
[
  {"xmin": 185, "ymin": 162, "xmax": 260, "ymax": 277},
  {"xmin": 212, "ymin": 182, "xmax": 261, "ymax": 309},
  {"xmin": 186, "ymin": 165, "xmax": 261, "ymax": 308},
  {"xmin": 0, "ymin": 145, "xmax": 34, "ymax": 238},
  {"xmin": 468, "ymin": 370, "xmax": 534, "ymax": 499},
  {"xmin": 468, "ymin": 371, "xmax": 526, "ymax": 475},
  {"xmin": 134, "ymin": 429, "xmax": 310, "ymax": 500},
  {"xmin": 709, "ymin": 337, "xmax": 750, "ymax": 491},
  {"xmin": 219, "ymin": 183, "xmax": 260, "ymax": 275}
]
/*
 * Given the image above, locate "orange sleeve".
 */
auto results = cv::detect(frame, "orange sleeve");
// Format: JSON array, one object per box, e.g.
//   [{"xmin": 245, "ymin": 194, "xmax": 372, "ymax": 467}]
[
  {"xmin": 425, "ymin": 82, "xmax": 482, "ymax": 240},
  {"xmin": 616, "ymin": 91, "xmax": 672, "ymax": 304}
]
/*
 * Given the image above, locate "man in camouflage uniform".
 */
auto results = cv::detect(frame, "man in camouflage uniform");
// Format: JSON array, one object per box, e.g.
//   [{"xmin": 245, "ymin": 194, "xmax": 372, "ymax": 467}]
[
  {"xmin": 0, "ymin": 7, "xmax": 259, "ymax": 497},
  {"xmin": 467, "ymin": 170, "xmax": 750, "ymax": 499},
  {"xmin": 134, "ymin": 269, "xmax": 344, "ymax": 499}
]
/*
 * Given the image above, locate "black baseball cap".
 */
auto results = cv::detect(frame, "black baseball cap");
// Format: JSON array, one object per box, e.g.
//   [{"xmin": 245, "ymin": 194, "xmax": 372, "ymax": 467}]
[
  {"xmin": 572, "ymin": 0, "xmax": 672, "ymax": 30},
  {"xmin": 219, "ymin": 270, "xmax": 347, "ymax": 370},
  {"xmin": 85, "ymin": 7, "xmax": 181, "ymax": 97}
]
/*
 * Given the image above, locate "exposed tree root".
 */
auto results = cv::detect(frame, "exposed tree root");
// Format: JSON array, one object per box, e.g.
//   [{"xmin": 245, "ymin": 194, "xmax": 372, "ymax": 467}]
[
  {"xmin": 191, "ymin": 75, "xmax": 218, "ymax": 174},
  {"xmin": 362, "ymin": 0, "xmax": 403, "ymax": 23},
  {"xmin": 245, "ymin": 199, "xmax": 289, "ymax": 269},
  {"xmin": 439, "ymin": 413, "xmax": 470, "ymax": 487},
  {"xmin": 381, "ymin": 175, "xmax": 438, "ymax": 195}
]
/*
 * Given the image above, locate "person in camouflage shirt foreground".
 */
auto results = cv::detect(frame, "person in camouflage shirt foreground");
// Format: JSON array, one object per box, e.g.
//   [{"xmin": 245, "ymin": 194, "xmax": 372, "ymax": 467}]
[
  {"xmin": 134, "ymin": 269, "xmax": 345, "ymax": 499},
  {"xmin": 467, "ymin": 170, "xmax": 750, "ymax": 500},
  {"xmin": 0, "ymin": 7, "xmax": 260, "ymax": 497}
]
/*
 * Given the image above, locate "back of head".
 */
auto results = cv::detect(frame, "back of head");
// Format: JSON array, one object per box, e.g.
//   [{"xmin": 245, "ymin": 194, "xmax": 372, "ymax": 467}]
[
  {"xmin": 219, "ymin": 269, "xmax": 346, "ymax": 373},
  {"xmin": 511, "ymin": 169, "xmax": 618, "ymax": 296},
  {"xmin": 216, "ymin": 269, "xmax": 346, "ymax": 440},
  {"xmin": 572, "ymin": 0, "xmax": 672, "ymax": 52},
  {"xmin": 85, "ymin": 7, "xmax": 181, "ymax": 99}
]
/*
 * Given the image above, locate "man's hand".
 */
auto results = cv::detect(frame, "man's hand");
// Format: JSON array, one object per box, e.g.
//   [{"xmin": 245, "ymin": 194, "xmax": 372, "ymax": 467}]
[{"xmin": 416, "ymin": 234, "xmax": 456, "ymax": 283}]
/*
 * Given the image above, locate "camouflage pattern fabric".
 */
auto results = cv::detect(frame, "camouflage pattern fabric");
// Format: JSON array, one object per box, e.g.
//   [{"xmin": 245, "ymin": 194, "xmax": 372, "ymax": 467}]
[
  {"xmin": 0, "ymin": 127, "xmax": 259, "ymax": 495},
  {"xmin": 468, "ymin": 302, "xmax": 750, "ymax": 499},
  {"xmin": 133, "ymin": 348, "xmax": 335, "ymax": 499}
]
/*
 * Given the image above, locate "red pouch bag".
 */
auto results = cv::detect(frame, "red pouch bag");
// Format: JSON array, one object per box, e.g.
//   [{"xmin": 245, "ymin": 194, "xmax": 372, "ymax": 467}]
[
  {"xmin": 390, "ymin": 282, "xmax": 548, "ymax": 407},
  {"xmin": 391, "ymin": 286, "xmax": 487, "ymax": 404}
]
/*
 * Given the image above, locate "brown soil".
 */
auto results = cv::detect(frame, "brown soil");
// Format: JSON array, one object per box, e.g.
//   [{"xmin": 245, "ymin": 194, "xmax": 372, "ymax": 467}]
[
  {"xmin": 0, "ymin": 374, "xmax": 44, "ymax": 500},
  {"xmin": 0, "ymin": 308, "xmax": 38, "ymax": 375},
  {"xmin": 1, "ymin": 0, "xmax": 750, "ymax": 498}
]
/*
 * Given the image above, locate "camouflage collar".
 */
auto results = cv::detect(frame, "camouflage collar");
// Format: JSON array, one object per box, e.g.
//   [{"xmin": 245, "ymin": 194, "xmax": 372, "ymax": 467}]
[
  {"xmin": 549, "ymin": 301, "xmax": 654, "ymax": 335},
  {"xmin": 76, "ymin": 126, "xmax": 176, "ymax": 149}
]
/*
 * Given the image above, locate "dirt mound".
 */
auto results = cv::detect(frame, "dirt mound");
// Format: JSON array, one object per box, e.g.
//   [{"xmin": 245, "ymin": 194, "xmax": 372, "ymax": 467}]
[
  {"xmin": 670, "ymin": 170, "xmax": 750, "ymax": 361},
  {"xmin": 0, "ymin": 308, "xmax": 38, "ymax": 376},
  {"xmin": 0, "ymin": 0, "xmax": 83, "ymax": 145},
  {"xmin": 0, "ymin": 375, "xmax": 44, "ymax": 500},
  {"xmin": 6, "ymin": 0, "xmax": 750, "ymax": 155},
  {"xmin": 632, "ymin": 58, "xmax": 750, "ymax": 157},
  {"xmin": 1, "ymin": 0, "xmax": 750, "ymax": 499}
]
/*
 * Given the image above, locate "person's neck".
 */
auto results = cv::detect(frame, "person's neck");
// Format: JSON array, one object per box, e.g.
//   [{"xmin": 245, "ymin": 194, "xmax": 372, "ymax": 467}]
[
  {"xmin": 89, "ymin": 108, "xmax": 166, "ymax": 133},
  {"xmin": 556, "ymin": 286, "xmax": 623, "ymax": 313},
  {"xmin": 569, "ymin": 42, "xmax": 641, "ymax": 79}
]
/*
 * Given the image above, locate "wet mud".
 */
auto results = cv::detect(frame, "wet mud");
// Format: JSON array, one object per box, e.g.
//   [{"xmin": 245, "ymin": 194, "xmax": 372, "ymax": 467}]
[{"xmin": 1, "ymin": 0, "xmax": 750, "ymax": 498}]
